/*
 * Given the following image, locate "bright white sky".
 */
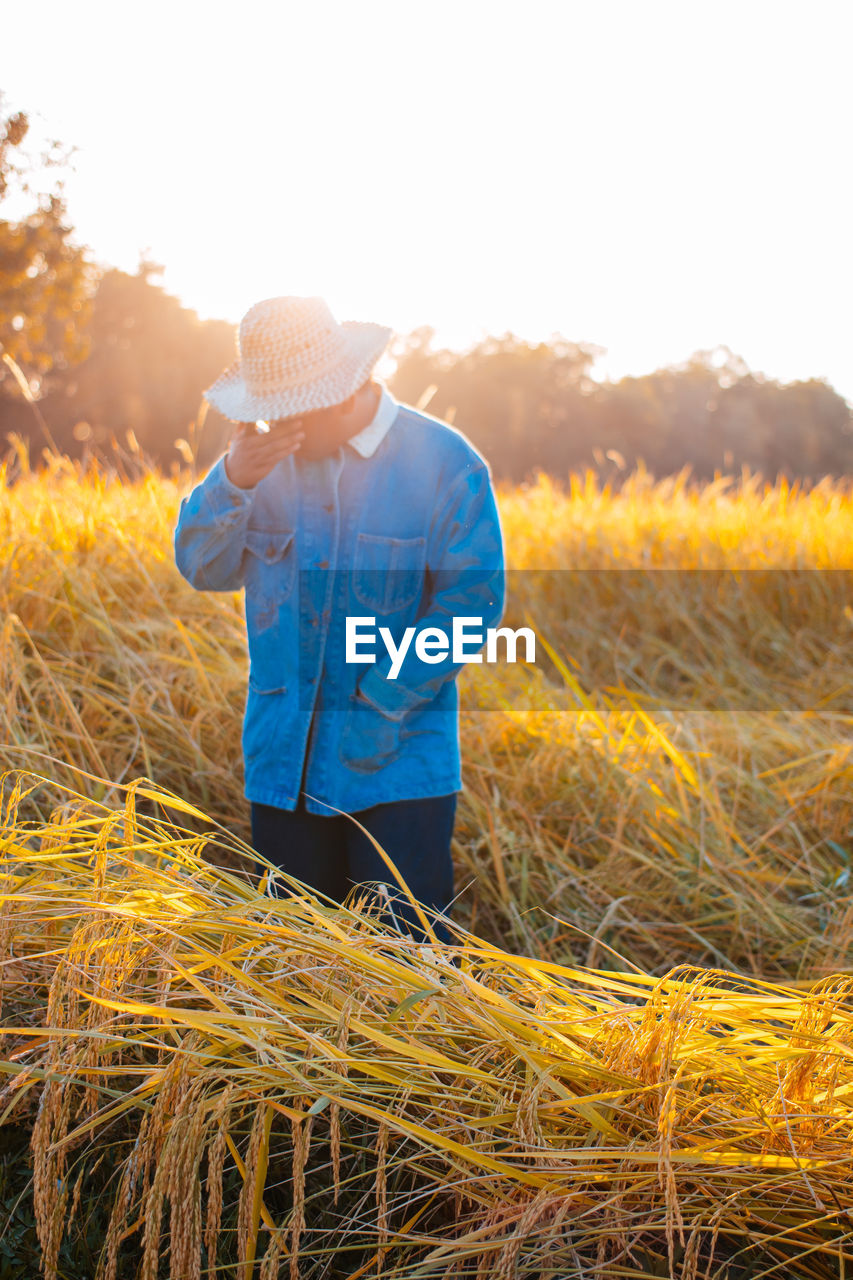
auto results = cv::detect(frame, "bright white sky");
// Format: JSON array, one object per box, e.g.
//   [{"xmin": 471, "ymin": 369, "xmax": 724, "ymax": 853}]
[{"xmin": 2, "ymin": 0, "xmax": 851, "ymax": 403}]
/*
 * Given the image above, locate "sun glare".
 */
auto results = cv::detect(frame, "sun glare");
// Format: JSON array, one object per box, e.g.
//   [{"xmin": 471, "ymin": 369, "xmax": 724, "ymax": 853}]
[{"xmin": 0, "ymin": 1, "xmax": 850, "ymax": 398}]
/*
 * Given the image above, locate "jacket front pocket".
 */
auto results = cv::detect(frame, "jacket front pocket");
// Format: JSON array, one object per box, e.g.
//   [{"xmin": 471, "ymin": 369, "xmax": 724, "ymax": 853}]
[
  {"xmin": 352, "ymin": 533, "xmax": 426, "ymax": 615},
  {"xmin": 244, "ymin": 528, "xmax": 297, "ymax": 630},
  {"xmin": 243, "ymin": 677, "xmax": 288, "ymax": 761},
  {"xmin": 338, "ymin": 691, "xmax": 404, "ymax": 774}
]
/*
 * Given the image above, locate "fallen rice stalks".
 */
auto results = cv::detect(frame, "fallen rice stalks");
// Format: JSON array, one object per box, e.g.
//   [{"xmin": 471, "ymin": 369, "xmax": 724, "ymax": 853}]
[{"xmin": 2, "ymin": 772, "xmax": 853, "ymax": 1278}]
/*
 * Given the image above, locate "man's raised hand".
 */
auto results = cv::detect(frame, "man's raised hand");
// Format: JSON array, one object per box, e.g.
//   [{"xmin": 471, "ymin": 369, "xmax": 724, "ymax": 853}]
[{"xmin": 224, "ymin": 419, "xmax": 305, "ymax": 489}]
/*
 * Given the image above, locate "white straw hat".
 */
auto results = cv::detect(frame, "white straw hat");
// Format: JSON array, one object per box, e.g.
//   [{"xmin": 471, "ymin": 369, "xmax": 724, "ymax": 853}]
[{"xmin": 204, "ymin": 296, "xmax": 393, "ymax": 422}]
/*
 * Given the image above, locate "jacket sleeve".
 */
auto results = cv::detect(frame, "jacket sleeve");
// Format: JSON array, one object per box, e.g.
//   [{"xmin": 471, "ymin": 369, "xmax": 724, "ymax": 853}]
[
  {"xmin": 355, "ymin": 461, "xmax": 505, "ymax": 719},
  {"xmin": 173, "ymin": 455, "xmax": 257, "ymax": 591}
]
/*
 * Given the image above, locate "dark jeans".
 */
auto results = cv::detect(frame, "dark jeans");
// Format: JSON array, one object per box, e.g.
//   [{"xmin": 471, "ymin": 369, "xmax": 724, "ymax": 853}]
[{"xmin": 250, "ymin": 793, "xmax": 458, "ymax": 945}]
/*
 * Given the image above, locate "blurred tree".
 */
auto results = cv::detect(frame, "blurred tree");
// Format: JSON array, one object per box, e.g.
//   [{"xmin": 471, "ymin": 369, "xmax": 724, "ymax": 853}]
[
  {"xmin": 388, "ymin": 328, "xmax": 604, "ymax": 480},
  {"xmin": 714, "ymin": 375, "xmax": 853, "ymax": 480},
  {"xmin": 0, "ymin": 262, "xmax": 237, "ymax": 470},
  {"xmin": 0, "ymin": 92, "xmax": 95, "ymax": 388}
]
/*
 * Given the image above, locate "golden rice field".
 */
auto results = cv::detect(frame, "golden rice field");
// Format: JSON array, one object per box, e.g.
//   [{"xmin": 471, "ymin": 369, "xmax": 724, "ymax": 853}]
[{"xmin": 1, "ymin": 438, "xmax": 853, "ymax": 1278}]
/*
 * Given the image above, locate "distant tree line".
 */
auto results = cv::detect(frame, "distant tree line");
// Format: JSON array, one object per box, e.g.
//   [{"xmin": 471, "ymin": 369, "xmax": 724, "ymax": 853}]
[
  {"xmin": 2, "ymin": 94, "xmax": 851, "ymax": 485},
  {"xmin": 4, "ymin": 271, "xmax": 850, "ymax": 486},
  {"xmin": 389, "ymin": 328, "xmax": 853, "ymax": 484}
]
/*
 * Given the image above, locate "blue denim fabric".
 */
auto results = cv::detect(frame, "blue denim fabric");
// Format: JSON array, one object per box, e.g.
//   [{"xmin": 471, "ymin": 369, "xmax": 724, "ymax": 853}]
[{"xmin": 173, "ymin": 404, "xmax": 505, "ymax": 814}]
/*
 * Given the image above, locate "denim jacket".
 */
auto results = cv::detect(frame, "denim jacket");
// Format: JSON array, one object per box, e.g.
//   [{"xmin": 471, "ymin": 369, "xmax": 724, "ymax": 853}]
[{"xmin": 173, "ymin": 395, "xmax": 505, "ymax": 815}]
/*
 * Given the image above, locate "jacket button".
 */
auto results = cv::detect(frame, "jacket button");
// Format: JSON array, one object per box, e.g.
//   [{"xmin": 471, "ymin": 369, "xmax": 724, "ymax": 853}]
[
  {"xmin": 265, "ymin": 545, "xmax": 276, "ymax": 559},
  {"xmin": 324, "ymin": 502, "xmax": 334, "ymax": 513},
  {"xmin": 318, "ymin": 560, "xmax": 328, "ymax": 569}
]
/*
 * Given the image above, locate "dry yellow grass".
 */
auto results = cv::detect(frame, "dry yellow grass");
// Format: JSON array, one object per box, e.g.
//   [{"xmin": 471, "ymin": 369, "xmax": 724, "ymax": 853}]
[
  {"xmin": 4, "ymin": 444, "xmax": 850, "ymax": 974},
  {"xmin": 1, "ymin": 439, "xmax": 853, "ymax": 1275}
]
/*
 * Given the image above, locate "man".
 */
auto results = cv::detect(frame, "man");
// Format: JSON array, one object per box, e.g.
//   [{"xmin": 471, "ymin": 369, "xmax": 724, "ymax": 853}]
[{"xmin": 173, "ymin": 296, "xmax": 504, "ymax": 945}]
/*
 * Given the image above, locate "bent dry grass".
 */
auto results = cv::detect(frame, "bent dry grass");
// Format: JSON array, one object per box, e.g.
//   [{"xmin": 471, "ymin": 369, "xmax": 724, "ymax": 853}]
[
  {"xmin": 2, "ymin": 441, "xmax": 853, "ymax": 1274},
  {"xmin": 3, "ymin": 773, "xmax": 853, "ymax": 1279}
]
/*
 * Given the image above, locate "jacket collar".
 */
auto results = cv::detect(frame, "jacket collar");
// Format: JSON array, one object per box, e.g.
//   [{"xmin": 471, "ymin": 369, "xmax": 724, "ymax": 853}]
[{"xmin": 347, "ymin": 381, "xmax": 399, "ymax": 458}]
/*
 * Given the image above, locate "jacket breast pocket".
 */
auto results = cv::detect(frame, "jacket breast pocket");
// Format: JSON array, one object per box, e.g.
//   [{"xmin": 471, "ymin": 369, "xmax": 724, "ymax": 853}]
[
  {"xmin": 352, "ymin": 533, "xmax": 426, "ymax": 615},
  {"xmin": 244, "ymin": 528, "xmax": 297, "ymax": 631}
]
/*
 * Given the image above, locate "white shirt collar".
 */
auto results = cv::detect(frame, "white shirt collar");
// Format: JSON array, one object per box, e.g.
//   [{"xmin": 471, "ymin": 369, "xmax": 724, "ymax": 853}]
[{"xmin": 347, "ymin": 381, "xmax": 399, "ymax": 458}]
